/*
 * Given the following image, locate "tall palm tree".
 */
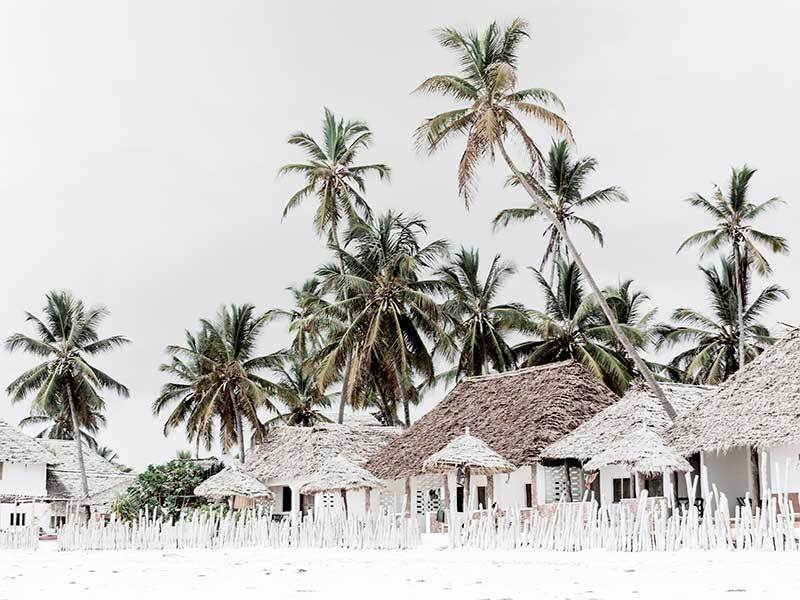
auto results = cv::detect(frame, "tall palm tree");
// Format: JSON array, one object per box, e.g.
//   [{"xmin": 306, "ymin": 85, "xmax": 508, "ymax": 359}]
[
  {"xmin": 5, "ymin": 291, "xmax": 130, "ymax": 498},
  {"xmin": 494, "ymin": 140, "xmax": 627, "ymax": 282},
  {"xmin": 515, "ymin": 261, "xmax": 639, "ymax": 395},
  {"xmin": 436, "ymin": 247, "xmax": 530, "ymax": 379},
  {"xmin": 266, "ymin": 358, "xmax": 333, "ymax": 427},
  {"xmin": 678, "ymin": 165, "xmax": 788, "ymax": 370},
  {"xmin": 279, "ymin": 109, "xmax": 391, "ymax": 422},
  {"xmin": 168, "ymin": 305, "xmax": 283, "ymax": 463},
  {"xmin": 266, "ymin": 278, "xmax": 336, "ymax": 361},
  {"xmin": 18, "ymin": 404, "xmax": 106, "ymax": 449},
  {"xmin": 313, "ymin": 211, "xmax": 450, "ymax": 426},
  {"xmin": 153, "ymin": 329, "xmax": 218, "ymax": 459},
  {"xmin": 655, "ymin": 258, "xmax": 788, "ymax": 384},
  {"xmin": 414, "ymin": 18, "xmax": 673, "ymax": 415}
]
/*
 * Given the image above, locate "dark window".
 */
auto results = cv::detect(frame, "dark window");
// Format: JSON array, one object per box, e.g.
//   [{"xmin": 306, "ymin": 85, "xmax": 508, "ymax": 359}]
[
  {"xmin": 612, "ymin": 478, "xmax": 632, "ymax": 503},
  {"xmin": 281, "ymin": 486, "xmax": 292, "ymax": 512},
  {"xmin": 0, "ymin": 462, "xmax": 4, "ymax": 480},
  {"xmin": 645, "ymin": 476, "xmax": 663, "ymax": 497},
  {"xmin": 456, "ymin": 486, "xmax": 464, "ymax": 512},
  {"xmin": 525, "ymin": 483, "xmax": 532, "ymax": 508},
  {"xmin": 10, "ymin": 513, "xmax": 25, "ymax": 526},
  {"xmin": 50, "ymin": 516, "xmax": 67, "ymax": 529},
  {"xmin": 477, "ymin": 486, "xmax": 487, "ymax": 509}
]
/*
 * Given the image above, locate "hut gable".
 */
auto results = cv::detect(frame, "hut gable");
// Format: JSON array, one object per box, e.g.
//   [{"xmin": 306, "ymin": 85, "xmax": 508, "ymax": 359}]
[
  {"xmin": 366, "ymin": 360, "xmax": 619, "ymax": 480},
  {"xmin": 0, "ymin": 418, "xmax": 56, "ymax": 465},
  {"xmin": 244, "ymin": 424, "xmax": 400, "ymax": 483},
  {"xmin": 541, "ymin": 382, "xmax": 711, "ymax": 462},
  {"xmin": 668, "ymin": 329, "xmax": 800, "ymax": 454},
  {"xmin": 39, "ymin": 439, "xmax": 133, "ymax": 499}
]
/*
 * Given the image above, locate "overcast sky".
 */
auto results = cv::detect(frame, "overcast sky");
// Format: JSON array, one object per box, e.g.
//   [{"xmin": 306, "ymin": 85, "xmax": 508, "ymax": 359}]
[{"xmin": 0, "ymin": 1, "xmax": 797, "ymax": 469}]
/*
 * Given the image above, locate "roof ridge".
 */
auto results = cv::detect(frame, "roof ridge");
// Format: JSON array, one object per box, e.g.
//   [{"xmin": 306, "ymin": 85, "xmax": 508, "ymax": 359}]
[{"xmin": 461, "ymin": 359, "xmax": 577, "ymax": 382}]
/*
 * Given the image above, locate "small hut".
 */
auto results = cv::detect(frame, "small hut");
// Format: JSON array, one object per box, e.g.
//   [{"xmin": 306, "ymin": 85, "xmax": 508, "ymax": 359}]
[
  {"xmin": 299, "ymin": 456, "xmax": 383, "ymax": 514},
  {"xmin": 423, "ymin": 428, "xmax": 515, "ymax": 514},
  {"xmin": 195, "ymin": 464, "xmax": 273, "ymax": 508}
]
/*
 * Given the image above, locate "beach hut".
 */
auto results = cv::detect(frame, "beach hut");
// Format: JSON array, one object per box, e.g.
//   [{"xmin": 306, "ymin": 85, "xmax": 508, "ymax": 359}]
[
  {"xmin": 194, "ymin": 464, "xmax": 273, "ymax": 508},
  {"xmin": 422, "ymin": 428, "xmax": 515, "ymax": 514},
  {"xmin": 299, "ymin": 456, "xmax": 383, "ymax": 514},
  {"xmin": 367, "ymin": 361, "xmax": 618, "ymax": 516},
  {"xmin": 668, "ymin": 328, "xmax": 800, "ymax": 512}
]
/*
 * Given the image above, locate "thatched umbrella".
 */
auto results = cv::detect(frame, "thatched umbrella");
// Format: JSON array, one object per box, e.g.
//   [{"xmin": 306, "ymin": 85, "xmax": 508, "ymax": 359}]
[
  {"xmin": 584, "ymin": 427, "xmax": 692, "ymax": 499},
  {"xmin": 299, "ymin": 455, "xmax": 383, "ymax": 514},
  {"xmin": 423, "ymin": 427, "xmax": 515, "ymax": 513},
  {"xmin": 194, "ymin": 464, "xmax": 273, "ymax": 503}
]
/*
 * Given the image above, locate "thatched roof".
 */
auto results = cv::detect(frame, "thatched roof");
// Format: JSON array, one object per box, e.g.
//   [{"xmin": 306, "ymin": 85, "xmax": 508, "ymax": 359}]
[
  {"xmin": 584, "ymin": 427, "xmax": 693, "ymax": 474},
  {"xmin": 299, "ymin": 456, "xmax": 383, "ymax": 495},
  {"xmin": 422, "ymin": 428, "xmax": 515, "ymax": 474},
  {"xmin": 541, "ymin": 382, "xmax": 712, "ymax": 462},
  {"xmin": 669, "ymin": 329, "xmax": 800, "ymax": 454},
  {"xmin": 83, "ymin": 479, "xmax": 135, "ymax": 510},
  {"xmin": 244, "ymin": 423, "xmax": 399, "ymax": 483},
  {"xmin": 194, "ymin": 464, "xmax": 273, "ymax": 500},
  {"xmin": 0, "ymin": 419, "xmax": 56, "ymax": 465},
  {"xmin": 367, "ymin": 361, "xmax": 619, "ymax": 479},
  {"xmin": 39, "ymin": 439, "xmax": 133, "ymax": 500}
]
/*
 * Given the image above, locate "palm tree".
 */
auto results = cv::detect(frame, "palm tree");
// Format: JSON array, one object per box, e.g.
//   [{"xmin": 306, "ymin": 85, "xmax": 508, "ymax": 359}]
[
  {"xmin": 5, "ymin": 291, "xmax": 130, "ymax": 498},
  {"xmin": 279, "ymin": 109, "xmax": 391, "ymax": 422},
  {"xmin": 678, "ymin": 165, "xmax": 788, "ymax": 370},
  {"xmin": 494, "ymin": 140, "xmax": 627, "ymax": 282},
  {"xmin": 515, "ymin": 261, "xmax": 639, "ymax": 395},
  {"xmin": 96, "ymin": 446, "xmax": 119, "ymax": 463},
  {"xmin": 153, "ymin": 329, "xmax": 218, "ymax": 459},
  {"xmin": 436, "ymin": 247, "xmax": 530, "ymax": 379},
  {"xmin": 266, "ymin": 358, "xmax": 333, "ymax": 427},
  {"xmin": 266, "ymin": 278, "xmax": 336, "ymax": 361},
  {"xmin": 655, "ymin": 258, "xmax": 788, "ymax": 384},
  {"xmin": 313, "ymin": 212, "xmax": 450, "ymax": 426},
  {"xmin": 175, "ymin": 449, "xmax": 193, "ymax": 461},
  {"xmin": 18, "ymin": 404, "xmax": 106, "ymax": 449},
  {"xmin": 415, "ymin": 18, "xmax": 673, "ymax": 415}
]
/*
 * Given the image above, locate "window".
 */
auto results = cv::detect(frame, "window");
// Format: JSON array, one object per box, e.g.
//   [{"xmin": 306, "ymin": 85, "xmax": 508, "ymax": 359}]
[
  {"xmin": 281, "ymin": 486, "xmax": 292, "ymax": 512},
  {"xmin": 0, "ymin": 462, "xmax": 3, "ymax": 480},
  {"xmin": 612, "ymin": 478, "xmax": 632, "ymax": 503},
  {"xmin": 476, "ymin": 486, "xmax": 487, "ymax": 509},
  {"xmin": 644, "ymin": 476, "xmax": 663, "ymax": 497},
  {"xmin": 455, "ymin": 486, "xmax": 464, "ymax": 512},
  {"xmin": 50, "ymin": 516, "xmax": 67, "ymax": 529},
  {"xmin": 525, "ymin": 483, "xmax": 532, "ymax": 508},
  {"xmin": 10, "ymin": 513, "xmax": 26, "ymax": 527}
]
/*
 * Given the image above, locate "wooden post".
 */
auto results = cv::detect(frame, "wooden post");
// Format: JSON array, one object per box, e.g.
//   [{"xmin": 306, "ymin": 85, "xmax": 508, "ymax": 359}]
[
  {"xmin": 364, "ymin": 488, "xmax": 371, "ymax": 514},
  {"xmin": 636, "ymin": 473, "xmax": 646, "ymax": 497},
  {"xmin": 486, "ymin": 474, "xmax": 494, "ymax": 509},
  {"xmin": 749, "ymin": 447, "xmax": 761, "ymax": 511},
  {"xmin": 578, "ymin": 466, "xmax": 586, "ymax": 501},
  {"xmin": 463, "ymin": 467, "xmax": 472, "ymax": 514},
  {"xmin": 563, "ymin": 463, "xmax": 573, "ymax": 502},
  {"xmin": 630, "ymin": 474, "xmax": 637, "ymax": 498},
  {"xmin": 404, "ymin": 477, "xmax": 412, "ymax": 517},
  {"xmin": 443, "ymin": 474, "xmax": 450, "ymax": 511},
  {"xmin": 530, "ymin": 464, "xmax": 538, "ymax": 508},
  {"xmin": 340, "ymin": 489, "xmax": 348, "ymax": 515}
]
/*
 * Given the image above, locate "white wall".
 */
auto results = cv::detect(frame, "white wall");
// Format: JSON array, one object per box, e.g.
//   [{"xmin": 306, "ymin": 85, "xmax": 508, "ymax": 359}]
[
  {"xmin": 0, "ymin": 501, "xmax": 53, "ymax": 531},
  {"xmin": 0, "ymin": 462, "xmax": 47, "ymax": 497},
  {"xmin": 702, "ymin": 448, "xmax": 750, "ymax": 513},
  {"xmin": 598, "ymin": 465, "xmax": 632, "ymax": 505},
  {"xmin": 764, "ymin": 444, "xmax": 800, "ymax": 493}
]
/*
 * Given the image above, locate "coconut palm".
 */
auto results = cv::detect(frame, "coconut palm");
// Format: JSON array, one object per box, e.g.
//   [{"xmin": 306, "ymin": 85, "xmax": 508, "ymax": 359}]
[
  {"xmin": 313, "ymin": 211, "xmax": 450, "ymax": 426},
  {"xmin": 266, "ymin": 358, "xmax": 333, "ymax": 427},
  {"xmin": 515, "ymin": 261, "xmax": 638, "ymax": 395},
  {"xmin": 655, "ymin": 258, "xmax": 788, "ymax": 384},
  {"xmin": 678, "ymin": 165, "xmax": 788, "ymax": 370},
  {"xmin": 415, "ymin": 18, "xmax": 673, "ymax": 415},
  {"xmin": 494, "ymin": 140, "xmax": 627, "ymax": 282},
  {"xmin": 96, "ymin": 446, "xmax": 119, "ymax": 463},
  {"xmin": 436, "ymin": 247, "xmax": 530, "ymax": 379},
  {"xmin": 266, "ymin": 278, "xmax": 337, "ymax": 361},
  {"xmin": 18, "ymin": 405, "xmax": 105, "ymax": 449},
  {"xmin": 5, "ymin": 291, "xmax": 130, "ymax": 498}
]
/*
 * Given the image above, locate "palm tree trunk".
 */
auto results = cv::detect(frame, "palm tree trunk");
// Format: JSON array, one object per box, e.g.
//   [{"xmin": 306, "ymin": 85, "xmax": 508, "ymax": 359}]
[
  {"xmin": 65, "ymin": 382, "xmax": 90, "ymax": 499},
  {"xmin": 194, "ymin": 434, "xmax": 201, "ymax": 459},
  {"xmin": 332, "ymin": 226, "xmax": 353, "ymax": 425},
  {"xmin": 497, "ymin": 140, "xmax": 676, "ymax": 419},
  {"xmin": 230, "ymin": 389, "xmax": 246, "ymax": 464},
  {"xmin": 733, "ymin": 241, "xmax": 746, "ymax": 370}
]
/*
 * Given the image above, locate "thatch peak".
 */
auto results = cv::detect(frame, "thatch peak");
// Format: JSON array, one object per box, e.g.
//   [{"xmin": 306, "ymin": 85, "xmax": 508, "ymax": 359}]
[
  {"xmin": 584, "ymin": 426, "xmax": 693, "ymax": 475},
  {"xmin": 299, "ymin": 456, "xmax": 383, "ymax": 495},
  {"xmin": 423, "ymin": 428, "xmax": 515, "ymax": 474},
  {"xmin": 195, "ymin": 464, "xmax": 272, "ymax": 501}
]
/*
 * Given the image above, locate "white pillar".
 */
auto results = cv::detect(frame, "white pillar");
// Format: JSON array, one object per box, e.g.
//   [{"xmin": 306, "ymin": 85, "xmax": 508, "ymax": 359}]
[{"xmin": 291, "ymin": 485, "xmax": 301, "ymax": 517}]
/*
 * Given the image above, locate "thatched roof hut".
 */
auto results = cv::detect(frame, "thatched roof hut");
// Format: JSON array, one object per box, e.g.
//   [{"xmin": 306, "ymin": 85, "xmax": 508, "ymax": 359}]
[
  {"xmin": 299, "ymin": 456, "xmax": 383, "ymax": 495},
  {"xmin": 668, "ymin": 329, "xmax": 800, "ymax": 454},
  {"xmin": 195, "ymin": 464, "xmax": 273, "ymax": 500},
  {"xmin": 541, "ymin": 382, "xmax": 711, "ymax": 462},
  {"xmin": 244, "ymin": 423, "xmax": 399, "ymax": 483},
  {"xmin": 367, "ymin": 361, "xmax": 619, "ymax": 480},
  {"xmin": 0, "ymin": 419, "xmax": 56, "ymax": 465},
  {"xmin": 39, "ymin": 439, "xmax": 134, "ymax": 500},
  {"xmin": 422, "ymin": 428, "xmax": 515, "ymax": 474},
  {"xmin": 583, "ymin": 427, "xmax": 693, "ymax": 474}
]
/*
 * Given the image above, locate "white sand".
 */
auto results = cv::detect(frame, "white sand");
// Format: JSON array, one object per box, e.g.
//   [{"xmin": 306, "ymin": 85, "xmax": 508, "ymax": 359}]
[{"xmin": 2, "ymin": 537, "xmax": 798, "ymax": 599}]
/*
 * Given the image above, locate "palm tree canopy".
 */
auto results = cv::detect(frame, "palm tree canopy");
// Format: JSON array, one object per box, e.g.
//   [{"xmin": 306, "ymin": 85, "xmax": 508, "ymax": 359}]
[
  {"xmin": 655, "ymin": 258, "xmax": 788, "ymax": 384},
  {"xmin": 278, "ymin": 108, "xmax": 391, "ymax": 241},
  {"xmin": 436, "ymin": 247, "xmax": 530, "ymax": 379},
  {"xmin": 267, "ymin": 358, "xmax": 333, "ymax": 427},
  {"xmin": 415, "ymin": 18, "xmax": 571, "ymax": 203}
]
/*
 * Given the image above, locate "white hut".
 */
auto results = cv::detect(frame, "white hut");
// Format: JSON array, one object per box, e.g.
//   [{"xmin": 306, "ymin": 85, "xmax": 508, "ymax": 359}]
[
  {"xmin": 194, "ymin": 464, "xmax": 274, "ymax": 508},
  {"xmin": 299, "ymin": 456, "xmax": 383, "ymax": 515}
]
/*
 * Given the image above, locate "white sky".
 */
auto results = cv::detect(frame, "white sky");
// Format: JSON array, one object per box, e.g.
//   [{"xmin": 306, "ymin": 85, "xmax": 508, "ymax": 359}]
[{"xmin": 0, "ymin": 1, "xmax": 797, "ymax": 469}]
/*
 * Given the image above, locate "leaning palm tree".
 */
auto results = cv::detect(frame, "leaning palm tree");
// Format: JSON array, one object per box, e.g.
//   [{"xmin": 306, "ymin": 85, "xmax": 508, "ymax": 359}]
[
  {"xmin": 494, "ymin": 140, "xmax": 627, "ymax": 282},
  {"xmin": 515, "ymin": 261, "xmax": 639, "ymax": 395},
  {"xmin": 414, "ymin": 18, "xmax": 673, "ymax": 415},
  {"xmin": 266, "ymin": 358, "xmax": 333, "ymax": 427},
  {"xmin": 436, "ymin": 247, "xmax": 530, "ymax": 379},
  {"xmin": 313, "ymin": 212, "xmax": 451, "ymax": 426},
  {"xmin": 5, "ymin": 291, "xmax": 130, "ymax": 498},
  {"xmin": 655, "ymin": 258, "xmax": 788, "ymax": 384},
  {"xmin": 678, "ymin": 165, "xmax": 788, "ymax": 370}
]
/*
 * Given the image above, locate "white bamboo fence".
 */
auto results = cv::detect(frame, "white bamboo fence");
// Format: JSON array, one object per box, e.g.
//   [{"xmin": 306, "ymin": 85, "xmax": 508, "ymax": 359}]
[
  {"xmin": 0, "ymin": 526, "xmax": 39, "ymax": 550},
  {"xmin": 450, "ymin": 469, "xmax": 800, "ymax": 552},
  {"xmin": 56, "ymin": 506, "xmax": 421, "ymax": 552}
]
